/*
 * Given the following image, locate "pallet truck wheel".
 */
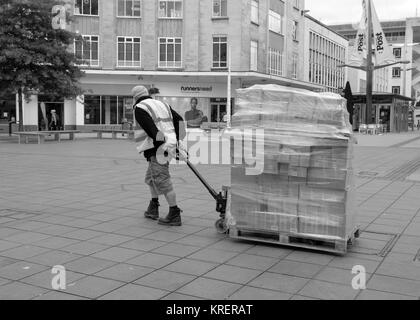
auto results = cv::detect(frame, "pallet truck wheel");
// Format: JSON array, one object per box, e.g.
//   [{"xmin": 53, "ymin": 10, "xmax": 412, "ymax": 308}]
[{"xmin": 215, "ymin": 219, "xmax": 228, "ymax": 234}]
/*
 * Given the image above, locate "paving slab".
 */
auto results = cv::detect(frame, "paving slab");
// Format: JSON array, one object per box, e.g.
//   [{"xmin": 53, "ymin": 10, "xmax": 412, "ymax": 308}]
[{"xmin": 1, "ymin": 135, "xmax": 420, "ymax": 300}]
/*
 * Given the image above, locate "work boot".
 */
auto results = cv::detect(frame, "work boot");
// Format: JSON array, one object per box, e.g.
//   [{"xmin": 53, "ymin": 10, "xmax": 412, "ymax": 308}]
[
  {"xmin": 158, "ymin": 206, "xmax": 182, "ymax": 226},
  {"xmin": 144, "ymin": 200, "xmax": 159, "ymax": 220}
]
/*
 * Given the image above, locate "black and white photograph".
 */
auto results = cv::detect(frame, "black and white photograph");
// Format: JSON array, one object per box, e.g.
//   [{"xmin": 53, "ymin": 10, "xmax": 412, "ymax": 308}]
[{"xmin": 0, "ymin": 0, "xmax": 419, "ymax": 304}]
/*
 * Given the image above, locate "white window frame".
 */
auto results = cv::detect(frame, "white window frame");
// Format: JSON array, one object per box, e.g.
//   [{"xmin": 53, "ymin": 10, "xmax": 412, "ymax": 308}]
[
  {"xmin": 292, "ymin": 53, "xmax": 298, "ymax": 79},
  {"xmin": 158, "ymin": 37, "xmax": 182, "ymax": 68},
  {"xmin": 392, "ymin": 67, "xmax": 401, "ymax": 78},
  {"xmin": 117, "ymin": 0, "xmax": 141, "ymax": 18},
  {"xmin": 251, "ymin": 0, "xmax": 259, "ymax": 24},
  {"xmin": 212, "ymin": 36, "xmax": 228, "ymax": 69},
  {"xmin": 212, "ymin": 0, "xmax": 227, "ymax": 18},
  {"xmin": 74, "ymin": 0, "xmax": 99, "ymax": 16},
  {"xmin": 268, "ymin": 10, "xmax": 283, "ymax": 35},
  {"xmin": 117, "ymin": 37, "xmax": 141, "ymax": 68},
  {"xmin": 250, "ymin": 40, "xmax": 258, "ymax": 71},
  {"xmin": 292, "ymin": 21, "xmax": 298, "ymax": 41},
  {"xmin": 393, "ymin": 47, "xmax": 402, "ymax": 59},
  {"xmin": 74, "ymin": 35, "xmax": 100, "ymax": 67},
  {"xmin": 267, "ymin": 47, "xmax": 284, "ymax": 76},
  {"xmin": 392, "ymin": 86, "xmax": 401, "ymax": 94},
  {"xmin": 158, "ymin": 0, "xmax": 183, "ymax": 19}
]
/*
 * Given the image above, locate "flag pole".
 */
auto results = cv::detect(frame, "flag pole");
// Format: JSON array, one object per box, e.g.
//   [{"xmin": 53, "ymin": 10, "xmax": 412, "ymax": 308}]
[
  {"xmin": 366, "ymin": 0, "xmax": 374, "ymax": 125},
  {"xmin": 227, "ymin": 45, "xmax": 232, "ymax": 129}
]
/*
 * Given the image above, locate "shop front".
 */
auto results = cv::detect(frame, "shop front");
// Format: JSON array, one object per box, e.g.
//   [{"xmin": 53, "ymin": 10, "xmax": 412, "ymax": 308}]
[
  {"xmin": 12, "ymin": 71, "xmax": 323, "ymax": 131},
  {"xmin": 0, "ymin": 94, "xmax": 17, "ymax": 133},
  {"xmin": 72, "ymin": 73, "xmax": 239, "ymax": 131},
  {"xmin": 352, "ymin": 93, "xmax": 413, "ymax": 133}
]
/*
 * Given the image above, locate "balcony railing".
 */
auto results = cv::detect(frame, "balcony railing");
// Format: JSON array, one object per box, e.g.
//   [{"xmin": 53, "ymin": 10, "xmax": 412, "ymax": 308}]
[{"xmin": 267, "ymin": 49, "xmax": 284, "ymax": 77}]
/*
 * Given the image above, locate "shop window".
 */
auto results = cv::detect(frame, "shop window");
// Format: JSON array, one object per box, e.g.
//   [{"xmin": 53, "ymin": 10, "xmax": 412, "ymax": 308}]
[
  {"xmin": 117, "ymin": 37, "xmax": 141, "ymax": 67},
  {"xmin": 213, "ymin": 36, "xmax": 227, "ymax": 68},
  {"xmin": 75, "ymin": 0, "xmax": 98, "ymax": 16},
  {"xmin": 158, "ymin": 37, "xmax": 182, "ymax": 68},
  {"xmin": 158, "ymin": 0, "xmax": 182, "ymax": 18},
  {"xmin": 117, "ymin": 0, "xmax": 141, "ymax": 17},
  {"xmin": 213, "ymin": 0, "xmax": 227, "ymax": 18},
  {"xmin": 84, "ymin": 95, "xmax": 133, "ymax": 125},
  {"xmin": 84, "ymin": 96, "xmax": 101, "ymax": 125},
  {"xmin": 0, "ymin": 96, "xmax": 16, "ymax": 124},
  {"xmin": 75, "ymin": 35, "xmax": 99, "ymax": 67}
]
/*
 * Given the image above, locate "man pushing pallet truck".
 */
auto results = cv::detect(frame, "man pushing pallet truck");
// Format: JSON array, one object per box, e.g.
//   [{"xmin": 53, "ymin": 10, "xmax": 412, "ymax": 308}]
[{"xmin": 133, "ymin": 84, "xmax": 359, "ymax": 254}]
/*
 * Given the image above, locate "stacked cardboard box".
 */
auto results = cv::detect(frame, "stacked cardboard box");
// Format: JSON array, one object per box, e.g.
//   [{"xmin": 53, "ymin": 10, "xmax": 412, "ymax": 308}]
[{"xmin": 229, "ymin": 84, "xmax": 356, "ymax": 242}]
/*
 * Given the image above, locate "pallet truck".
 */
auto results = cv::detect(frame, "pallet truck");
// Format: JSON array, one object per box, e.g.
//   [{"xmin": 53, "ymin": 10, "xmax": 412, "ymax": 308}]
[{"xmin": 175, "ymin": 145, "xmax": 230, "ymax": 234}]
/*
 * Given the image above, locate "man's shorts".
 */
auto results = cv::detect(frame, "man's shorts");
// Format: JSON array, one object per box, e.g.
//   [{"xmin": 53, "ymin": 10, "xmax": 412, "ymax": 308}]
[{"xmin": 145, "ymin": 157, "xmax": 173, "ymax": 195}]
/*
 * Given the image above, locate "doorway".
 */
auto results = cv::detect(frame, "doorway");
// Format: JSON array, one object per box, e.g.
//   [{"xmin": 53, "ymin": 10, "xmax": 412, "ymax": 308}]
[
  {"xmin": 211, "ymin": 102, "xmax": 227, "ymax": 123},
  {"xmin": 379, "ymin": 105, "xmax": 391, "ymax": 132}
]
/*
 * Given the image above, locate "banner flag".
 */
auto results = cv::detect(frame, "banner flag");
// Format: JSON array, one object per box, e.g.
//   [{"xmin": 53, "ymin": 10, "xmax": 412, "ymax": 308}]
[
  {"xmin": 348, "ymin": 0, "xmax": 368, "ymax": 67},
  {"xmin": 371, "ymin": 0, "xmax": 395, "ymax": 66}
]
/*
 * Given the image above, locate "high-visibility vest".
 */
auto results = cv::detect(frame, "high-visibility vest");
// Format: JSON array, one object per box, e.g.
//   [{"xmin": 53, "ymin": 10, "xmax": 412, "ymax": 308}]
[{"xmin": 133, "ymin": 99, "xmax": 177, "ymax": 154}]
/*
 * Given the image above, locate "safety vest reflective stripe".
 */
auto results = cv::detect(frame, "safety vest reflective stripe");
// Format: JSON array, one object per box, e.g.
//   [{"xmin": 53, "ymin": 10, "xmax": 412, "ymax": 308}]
[
  {"xmin": 140, "ymin": 102, "xmax": 158, "ymax": 122},
  {"xmin": 162, "ymin": 102, "xmax": 173, "ymax": 120},
  {"xmin": 134, "ymin": 131, "xmax": 148, "ymax": 143},
  {"xmin": 140, "ymin": 102, "xmax": 173, "ymax": 123}
]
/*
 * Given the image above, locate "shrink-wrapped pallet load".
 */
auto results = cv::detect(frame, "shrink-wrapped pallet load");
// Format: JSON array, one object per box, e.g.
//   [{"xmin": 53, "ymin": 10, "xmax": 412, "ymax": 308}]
[{"xmin": 227, "ymin": 84, "xmax": 357, "ymax": 252}]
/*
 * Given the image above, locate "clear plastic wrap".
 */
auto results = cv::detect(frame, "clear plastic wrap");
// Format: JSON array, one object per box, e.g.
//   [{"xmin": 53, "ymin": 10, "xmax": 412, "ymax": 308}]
[{"xmin": 227, "ymin": 84, "xmax": 357, "ymax": 242}]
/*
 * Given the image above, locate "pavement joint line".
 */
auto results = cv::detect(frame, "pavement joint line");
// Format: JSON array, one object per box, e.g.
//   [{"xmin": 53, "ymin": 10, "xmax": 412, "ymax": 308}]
[
  {"xmin": 384, "ymin": 157, "xmax": 420, "ymax": 181},
  {"xmin": 354, "ymin": 183, "xmax": 420, "ymax": 300},
  {"xmin": 389, "ymin": 135, "xmax": 420, "ymax": 148}
]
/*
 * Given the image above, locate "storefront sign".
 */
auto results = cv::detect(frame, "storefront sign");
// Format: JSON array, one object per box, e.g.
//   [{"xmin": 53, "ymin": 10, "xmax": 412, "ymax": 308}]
[{"xmin": 181, "ymin": 86, "xmax": 213, "ymax": 93}]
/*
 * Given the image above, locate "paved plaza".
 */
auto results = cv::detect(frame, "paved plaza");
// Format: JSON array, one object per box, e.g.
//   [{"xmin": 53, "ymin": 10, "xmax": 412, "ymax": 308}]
[{"xmin": 0, "ymin": 132, "xmax": 419, "ymax": 300}]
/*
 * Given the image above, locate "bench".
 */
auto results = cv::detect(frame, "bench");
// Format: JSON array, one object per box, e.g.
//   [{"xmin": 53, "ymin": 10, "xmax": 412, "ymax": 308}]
[
  {"xmin": 14, "ymin": 130, "xmax": 80, "ymax": 144},
  {"xmin": 93, "ymin": 129, "xmax": 135, "ymax": 140}
]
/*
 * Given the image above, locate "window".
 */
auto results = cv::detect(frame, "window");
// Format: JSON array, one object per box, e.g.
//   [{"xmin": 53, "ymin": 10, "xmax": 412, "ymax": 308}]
[
  {"xmin": 158, "ymin": 37, "xmax": 182, "ymax": 68},
  {"xmin": 75, "ymin": 0, "xmax": 98, "ymax": 16},
  {"xmin": 117, "ymin": 0, "xmax": 141, "ymax": 17},
  {"xmin": 292, "ymin": 53, "xmax": 298, "ymax": 79},
  {"xmin": 392, "ymin": 86, "xmax": 401, "ymax": 94},
  {"xmin": 268, "ymin": 10, "xmax": 282, "ymax": 34},
  {"xmin": 117, "ymin": 37, "xmax": 141, "ymax": 67},
  {"xmin": 393, "ymin": 48, "xmax": 402, "ymax": 59},
  {"xmin": 213, "ymin": 0, "xmax": 227, "ymax": 17},
  {"xmin": 75, "ymin": 35, "xmax": 99, "ymax": 66},
  {"xmin": 250, "ymin": 40, "xmax": 258, "ymax": 71},
  {"xmin": 392, "ymin": 67, "xmax": 401, "ymax": 78},
  {"xmin": 158, "ymin": 0, "xmax": 182, "ymax": 18},
  {"xmin": 267, "ymin": 48, "xmax": 284, "ymax": 76},
  {"xmin": 84, "ymin": 95, "xmax": 132, "ymax": 125},
  {"xmin": 251, "ymin": 0, "xmax": 259, "ymax": 24},
  {"xmin": 213, "ymin": 36, "xmax": 227, "ymax": 68},
  {"xmin": 292, "ymin": 21, "xmax": 298, "ymax": 41}
]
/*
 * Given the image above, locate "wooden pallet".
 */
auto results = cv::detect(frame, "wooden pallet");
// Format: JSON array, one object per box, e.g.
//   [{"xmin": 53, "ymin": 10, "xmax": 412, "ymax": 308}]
[{"xmin": 228, "ymin": 226, "xmax": 360, "ymax": 255}]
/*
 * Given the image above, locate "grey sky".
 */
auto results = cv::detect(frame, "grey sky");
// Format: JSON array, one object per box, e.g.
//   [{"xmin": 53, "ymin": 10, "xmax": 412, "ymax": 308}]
[{"xmin": 305, "ymin": 0, "xmax": 420, "ymax": 25}]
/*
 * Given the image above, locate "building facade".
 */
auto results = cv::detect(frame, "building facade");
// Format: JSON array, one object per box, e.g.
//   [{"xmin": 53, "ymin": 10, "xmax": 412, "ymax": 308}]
[
  {"xmin": 303, "ymin": 15, "xmax": 348, "ymax": 93},
  {"xmin": 1, "ymin": 0, "xmax": 328, "ymax": 132}
]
